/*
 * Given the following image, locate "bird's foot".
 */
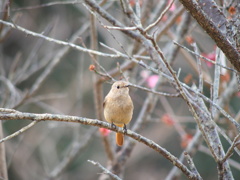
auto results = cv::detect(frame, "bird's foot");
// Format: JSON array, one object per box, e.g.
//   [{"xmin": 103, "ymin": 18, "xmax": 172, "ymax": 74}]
[
  {"xmin": 111, "ymin": 122, "xmax": 117, "ymax": 129},
  {"xmin": 123, "ymin": 124, "xmax": 127, "ymax": 134}
]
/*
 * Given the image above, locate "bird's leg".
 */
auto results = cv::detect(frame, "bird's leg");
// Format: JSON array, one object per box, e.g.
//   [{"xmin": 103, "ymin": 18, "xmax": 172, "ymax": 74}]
[
  {"xmin": 123, "ymin": 124, "xmax": 127, "ymax": 134},
  {"xmin": 111, "ymin": 122, "xmax": 117, "ymax": 129}
]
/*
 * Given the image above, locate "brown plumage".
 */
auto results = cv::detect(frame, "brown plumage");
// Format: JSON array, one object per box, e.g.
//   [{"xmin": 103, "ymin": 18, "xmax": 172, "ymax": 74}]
[{"xmin": 103, "ymin": 81, "xmax": 134, "ymax": 146}]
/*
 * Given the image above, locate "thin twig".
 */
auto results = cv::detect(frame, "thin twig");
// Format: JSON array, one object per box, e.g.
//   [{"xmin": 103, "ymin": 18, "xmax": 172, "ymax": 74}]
[
  {"xmin": 13, "ymin": 24, "xmax": 54, "ymax": 85},
  {"xmin": 166, "ymin": 12, "xmax": 191, "ymax": 64},
  {"xmin": 184, "ymin": 152, "xmax": 202, "ymax": 179},
  {"xmin": 0, "ymin": 108, "xmax": 19, "ymax": 113},
  {"xmin": 0, "ymin": 121, "xmax": 38, "ymax": 143},
  {"xmin": 88, "ymin": 160, "xmax": 121, "ymax": 180},
  {"xmin": 120, "ymin": 0, "xmax": 142, "ymax": 27},
  {"xmin": 14, "ymin": 23, "xmax": 90, "ymax": 108},
  {"xmin": 192, "ymin": 43, "xmax": 203, "ymax": 93},
  {"xmin": 166, "ymin": 130, "xmax": 203, "ymax": 180},
  {"xmin": 220, "ymin": 134, "xmax": 240, "ymax": 163},
  {"xmin": 145, "ymin": 0, "xmax": 175, "ymax": 32},
  {"xmin": 130, "ymin": 82, "xmax": 180, "ymax": 97},
  {"xmin": 212, "ymin": 48, "xmax": 221, "ymax": 118},
  {"xmin": 159, "ymin": 96, "xmax": 186, "ymax": 137},
  {"xmin": 103, "ymin": 26, "xmax": 137, "ymax": 31},
  {"xmin": 10, "ymin": 0, "xmax": 82, "ymax": 12},
  {"xmin": 174, "ymin": 41, "xmax": 238, "ymax": 74},
  {"xmin": 0, "ymin": 19, "xmax": 120, "ymax": 58},
  {"xmin": 47, "ymin": 128, "xmax": 96, "ymax": 179},
  {"xmin": 199, "ymin": 145, "xmax": 240, "ymax": 170},
  {"xmin": 156, "ymin": 6, "xmax": 185, "ymax": 40}
]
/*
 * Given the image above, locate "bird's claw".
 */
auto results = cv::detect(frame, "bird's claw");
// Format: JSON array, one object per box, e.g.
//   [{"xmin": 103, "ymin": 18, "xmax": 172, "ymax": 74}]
[
  {"xmin": 111, "ymin": 122, "xmax": 117, "ymax": 129},
  {"xmin": 123, "ymin": 124, "xmax": 127, "ymax": 134}
]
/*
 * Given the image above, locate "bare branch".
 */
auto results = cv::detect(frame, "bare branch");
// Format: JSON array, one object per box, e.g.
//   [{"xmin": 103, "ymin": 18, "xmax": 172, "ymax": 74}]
[
  {"xmin": 178, "ymin": 0, "xmax": 240, "ymax": 72},
  {"xmin": 212, "ymin": 48, "xmax": 221, "ymax": 118},
  {"xmin": 192, "ymin": 43, "xmax": 203, "ymax": 92},
  {"xmin": 47, "ymin": 128, "xmax": 96, "ymax": 179},
  {"xmin": 0, "ymin": 122, "xmax": 8, "ymax": 180},
  {"xmin": 0, "ymin": 20, "xmax": 120, "ymax": 58},
  {"xmin": 0, "ymin": 108, "xmax": 199, "ymax": 179},
  {"xmin": 88, "ymin": 160, "xmax": 121, "ymax": 180},
  {"xmin": 0, "ymin": 121, "xmax": 38, "ymax": 143},
  {"xmin": 184, "ymin": 152, "xmax": 202, "ymax": 180},
  {"xmin": 11, "ymin": 0, "xmax": 82, "ymax": 11},
  {"xmin": 145, "ymin": 0, "xmax": 175, "ymax": 32},
  {"xmin": 220, "ymin": 134, "xmax": 240, "ymax": 163},
  {"xmin": 174, "ymin": 41, "xmax": 238, "ymax": 74}
]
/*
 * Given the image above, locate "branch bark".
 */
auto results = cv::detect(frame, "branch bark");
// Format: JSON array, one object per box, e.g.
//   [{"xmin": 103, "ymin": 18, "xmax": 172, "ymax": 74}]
[
  {"xmin": 0, "ymin": 122, "xmax": 8, "ymax": 180},
  {"xmin": 178, "ymin": 0, "xmax": 240, "ymax": 72},
  {"xmin": 0, "ymin": 108, "xmax": 200, "ymax": 180}
]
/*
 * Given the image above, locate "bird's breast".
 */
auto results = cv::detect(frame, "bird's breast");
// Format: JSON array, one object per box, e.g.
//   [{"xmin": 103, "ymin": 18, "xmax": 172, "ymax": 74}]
[{"xmin": 104, "ymin": 95, "xmax": 133, "ymax": 125}]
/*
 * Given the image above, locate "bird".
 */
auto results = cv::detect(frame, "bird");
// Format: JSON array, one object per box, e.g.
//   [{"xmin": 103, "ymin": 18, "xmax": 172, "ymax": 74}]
[{"xmin": 103, "ymin": 81, "xmax": 134, "ymax": 146}]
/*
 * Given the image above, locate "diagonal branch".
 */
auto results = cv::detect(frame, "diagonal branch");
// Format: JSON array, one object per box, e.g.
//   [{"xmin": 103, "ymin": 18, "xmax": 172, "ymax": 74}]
[
  {"xmin": 88, "ymin": 160, "xmax": 121, "ymax": 180},
  {"xmin": 178, "ymin": 0, "xmax": 240, "ymax": 72}
]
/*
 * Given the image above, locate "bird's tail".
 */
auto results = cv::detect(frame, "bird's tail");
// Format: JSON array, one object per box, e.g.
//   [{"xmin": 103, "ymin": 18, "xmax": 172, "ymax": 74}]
[{"xmin": 115, "ymin": 124, "xmax": 124, "ymax": 146}]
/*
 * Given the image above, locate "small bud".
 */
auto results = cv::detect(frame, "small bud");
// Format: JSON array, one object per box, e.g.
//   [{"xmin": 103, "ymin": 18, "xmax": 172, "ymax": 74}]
[
  {"xmin": 185, "ymin": 36, "xmax": 194, "ymax": 44},
  {"xmin": 89, "ymin": 64, "xmax": 95, "ymax": 71},
  {"xmin": 161, "ymin": 114, "xmax": 174, "ymax": 126},
  {"xmin": 99, "ymin": 128, "xmax": 111, "ymax": 136},
  {"xmin": 181, "ymin": 134, "xmax": 193, "ymax": 148},
  {"xmin": 220, "ymin": 72, "xmax": 230, "ymax": 82},
  {"xmin": 176, "ymin": 16, "xmax": 182, "ymax": 24},
  {"xmin": 228, "ymin": 6, "xmax": 236, "ymax": 16},
  {"xmin": 184, "ymin": 74, "xmax": 192, "ymax": 84}
]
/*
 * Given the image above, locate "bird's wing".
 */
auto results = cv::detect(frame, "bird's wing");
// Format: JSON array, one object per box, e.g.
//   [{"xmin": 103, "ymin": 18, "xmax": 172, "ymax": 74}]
[{"xmin": 103, "ymin": 97, "xmax": 107, "ymax": 108}]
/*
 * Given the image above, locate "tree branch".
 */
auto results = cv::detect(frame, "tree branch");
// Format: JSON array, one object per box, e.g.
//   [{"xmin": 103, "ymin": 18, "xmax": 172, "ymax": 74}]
[
  {"xmin": 88, "ymin": 160, "xmax": 121, "ymax": 180},
  {"xmin": 0, "ymin": 108, "xmax": 200, "ymax": 180},
  {"xmin": 178, "ymin": 0, "xmax": 240, "ymax": 72}
]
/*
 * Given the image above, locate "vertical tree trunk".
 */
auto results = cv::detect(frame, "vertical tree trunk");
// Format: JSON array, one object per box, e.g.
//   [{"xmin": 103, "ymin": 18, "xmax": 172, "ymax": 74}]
[{"xmin": 0, "ymin": 122, "xmax": 8, "ymax": 180}]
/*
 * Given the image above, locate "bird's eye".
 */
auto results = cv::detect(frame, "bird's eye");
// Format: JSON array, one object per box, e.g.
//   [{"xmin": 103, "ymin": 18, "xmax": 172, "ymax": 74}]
[{"xmin": 117, "ymin": 86, "xmax": 120, "ymax": 89}]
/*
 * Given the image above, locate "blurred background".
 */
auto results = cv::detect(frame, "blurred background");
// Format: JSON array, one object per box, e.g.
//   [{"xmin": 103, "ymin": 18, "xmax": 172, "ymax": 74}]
[{"xmin": 0, "ymin": 0, "xmax": 240, "ymax": 179}]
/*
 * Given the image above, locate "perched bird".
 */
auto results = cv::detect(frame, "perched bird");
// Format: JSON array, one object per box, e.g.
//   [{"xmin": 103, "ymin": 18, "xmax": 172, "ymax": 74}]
[{"xmin": 103, "ymin": 81, "xmax": 134, "ymax": 146}]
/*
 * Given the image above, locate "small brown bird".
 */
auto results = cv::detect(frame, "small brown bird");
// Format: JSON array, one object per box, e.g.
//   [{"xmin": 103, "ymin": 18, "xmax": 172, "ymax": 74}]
[{"xmin": 103, "ymin": 81, "xmax": 134, "ymax": 146}]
